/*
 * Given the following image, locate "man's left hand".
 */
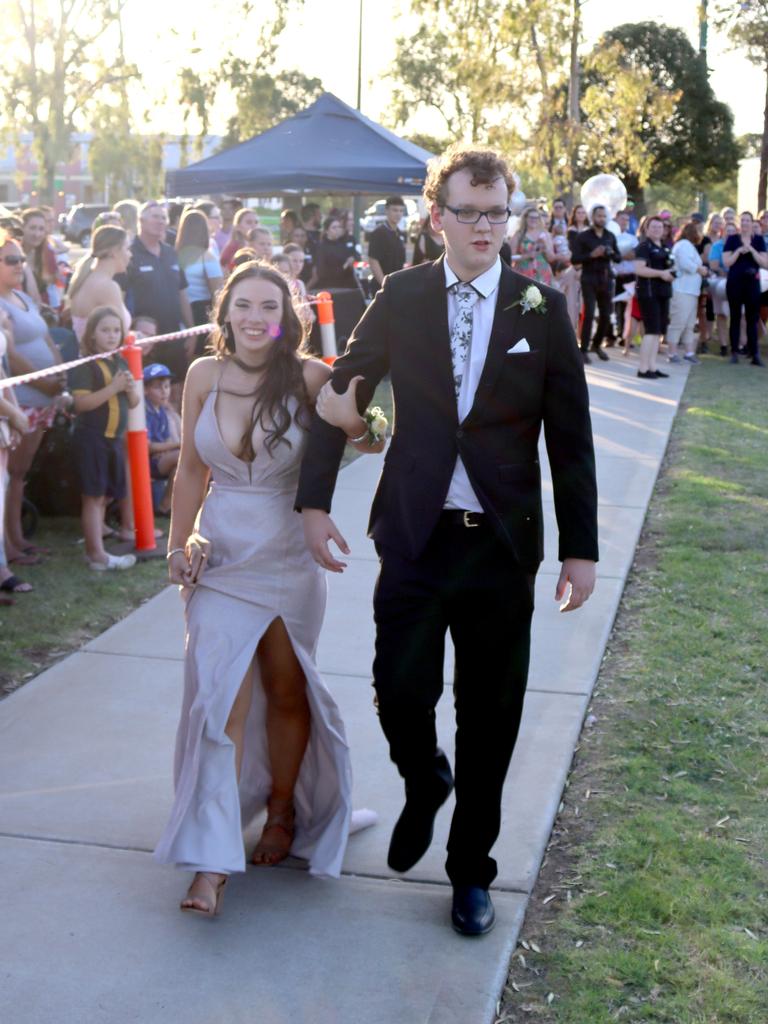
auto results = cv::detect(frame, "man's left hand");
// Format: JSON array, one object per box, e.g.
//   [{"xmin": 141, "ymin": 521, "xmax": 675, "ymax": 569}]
[{"xmin": 555, "ymin": 558, "xmax": 596, "ymax": 612}]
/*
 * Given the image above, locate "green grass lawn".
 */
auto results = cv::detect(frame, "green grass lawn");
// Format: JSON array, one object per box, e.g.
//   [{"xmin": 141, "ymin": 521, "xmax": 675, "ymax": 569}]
[
  {"xmin": 0, "ymin": 519, "xmax": 169, "ymax": 697},
  {"xmin": 497, "ymin": 355, "xmax": 768, "ymax": 1023}
]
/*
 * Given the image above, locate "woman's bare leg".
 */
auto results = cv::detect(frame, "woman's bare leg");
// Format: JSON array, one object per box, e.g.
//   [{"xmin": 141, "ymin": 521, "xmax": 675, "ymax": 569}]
[
  {"xmin": 252, "ymin": 617, "xmax": 310, "ymax": 864},
  {"xmin": 5, "ymin": 427, "xmax": 44, "ymax": 552}
]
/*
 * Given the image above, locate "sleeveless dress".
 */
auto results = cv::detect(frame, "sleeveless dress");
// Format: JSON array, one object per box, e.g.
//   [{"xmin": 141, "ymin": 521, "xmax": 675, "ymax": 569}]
[
  {"xmin": 154, "ymin": 372, "xmax": 356, "ymax": 877},
  {"xmin": 517, "ymin": 234, "xmax": 553, "ymax": 286}
]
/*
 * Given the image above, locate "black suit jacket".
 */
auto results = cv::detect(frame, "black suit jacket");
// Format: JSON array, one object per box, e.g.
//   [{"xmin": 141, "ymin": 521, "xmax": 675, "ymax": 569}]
[{"xmin": 296, "ymin": 256, "xmax": 598, "ymax": 571}]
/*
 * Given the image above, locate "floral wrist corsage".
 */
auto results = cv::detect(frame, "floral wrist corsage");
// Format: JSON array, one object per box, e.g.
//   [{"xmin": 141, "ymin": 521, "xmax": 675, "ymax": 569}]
[{"xmin": 363, "ymin": 406, "xmax": 388, "ymax": 444}]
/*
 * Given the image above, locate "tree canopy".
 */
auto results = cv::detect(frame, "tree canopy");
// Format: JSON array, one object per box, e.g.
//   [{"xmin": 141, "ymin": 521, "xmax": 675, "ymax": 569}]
[{"xmin": 0, "ymin": 0, "xmax": 138, "ymax": 201}]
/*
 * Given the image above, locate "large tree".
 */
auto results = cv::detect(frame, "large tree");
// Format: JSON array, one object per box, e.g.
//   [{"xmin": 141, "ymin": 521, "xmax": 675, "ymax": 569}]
[
  {"xmin": 0, "ymin": 0, "xmax": 138, "ymax": 202},
  {"xmin": 177, "ymin": 0, "xmax": 320, "ymax": 149},
  {"xmin": 388, "ymin": 0, "xmax": 572, "ymax": 147},
  {"xmin": 715, "ymin": 0, "xmax": 768, "ymax": 208},
  {"xmin": 596, "ymin": 23, "xmax": 740, "ymax": 198},
  {"xmin": 181, "ymin": 64, "xmax": 323, "ymax": 150},
  {"xmin": 572, "ymin": 23, "xmax": 740, "ymax": 207}
]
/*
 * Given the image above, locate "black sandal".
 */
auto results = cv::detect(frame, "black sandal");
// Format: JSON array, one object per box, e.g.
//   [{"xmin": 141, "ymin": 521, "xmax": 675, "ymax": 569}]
[{"xmin": 0, "ymin": 575, "xmax": 32, "ymax": 594}]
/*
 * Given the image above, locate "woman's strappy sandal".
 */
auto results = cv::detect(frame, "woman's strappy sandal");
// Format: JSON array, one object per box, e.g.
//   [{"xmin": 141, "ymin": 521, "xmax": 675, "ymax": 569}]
[
  {"xmin": 180, "ymin": 872, "xmax": 228, "ymax": 917},
  {"xmin": 251, "ymin": 798, "xmax": 295, "ymax": 867}
]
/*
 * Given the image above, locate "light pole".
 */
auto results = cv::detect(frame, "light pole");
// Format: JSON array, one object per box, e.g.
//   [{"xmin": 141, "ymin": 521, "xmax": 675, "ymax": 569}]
[
  {"xmin": 698, "ymin": 0, "xmax": 709, "ymax": 215},
  {"xmin": 353, "ymin": 0, "xmax": 364, "ymax": 244}
]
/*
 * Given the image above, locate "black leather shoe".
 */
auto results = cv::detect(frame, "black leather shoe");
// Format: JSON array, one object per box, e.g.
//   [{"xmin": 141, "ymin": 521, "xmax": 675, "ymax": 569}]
[
  {"xmin": 730, "ymin": 353, "xmax": 739, "ymax": 364},
  {"xmin": 387, "ymin": 779, "xmax": 453, "ymax": 873},
  {"xmin": 451, "ymin": 886, "xmax": 496, "ymax": 936},
  {"xmin": 591, "ymin": 345, "xmax": 610, "ymax": 361},
  {"xmin": 652, "ymin": 369, "xmax": 669, "ymax": 378},
  {"xmin": 581, "ymin": 351, "xmax": 592, "ymax": 364},
  {"xmin": 637, "ymin": 370, "xmax": 656, "ymax": 379},
  {"xmin": 751, "ymin": 355, "xmax": 765, "ymax": 366}
]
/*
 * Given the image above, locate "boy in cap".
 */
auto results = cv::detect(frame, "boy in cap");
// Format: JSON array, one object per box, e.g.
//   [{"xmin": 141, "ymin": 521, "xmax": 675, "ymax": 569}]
[{"xmin": 144, "ymin": 363, "xmax": 181, "ymax": 514}]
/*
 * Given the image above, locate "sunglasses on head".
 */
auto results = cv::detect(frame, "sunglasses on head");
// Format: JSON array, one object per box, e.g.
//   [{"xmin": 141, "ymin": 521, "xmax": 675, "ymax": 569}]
[{"xmin": 1, "ymin": 254, "xmax": 26, "ymax": 266}]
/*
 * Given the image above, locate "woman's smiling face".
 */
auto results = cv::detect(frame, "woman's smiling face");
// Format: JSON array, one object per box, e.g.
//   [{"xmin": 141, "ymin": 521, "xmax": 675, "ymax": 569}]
[{"xmin": 225, "ymin": 277, "xmax": 284, "ymax": 361}]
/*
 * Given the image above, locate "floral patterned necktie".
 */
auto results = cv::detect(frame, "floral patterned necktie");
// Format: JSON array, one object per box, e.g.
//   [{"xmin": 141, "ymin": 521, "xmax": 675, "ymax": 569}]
[{"xmin": 449, "ymin": 281, "xmax": 479, "ymax": 399}]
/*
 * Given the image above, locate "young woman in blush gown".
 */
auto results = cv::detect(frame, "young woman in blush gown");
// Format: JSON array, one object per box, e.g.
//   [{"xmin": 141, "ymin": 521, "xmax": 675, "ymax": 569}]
[{"xmin": 154, "ymin": 262, "xmax": 377, "ymax": 916}]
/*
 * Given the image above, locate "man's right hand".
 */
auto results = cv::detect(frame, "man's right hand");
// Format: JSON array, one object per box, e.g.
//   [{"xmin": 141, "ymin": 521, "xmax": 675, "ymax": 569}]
[{"xmin": 302, "ymin": 508, "xmax": 350, "ymax": 573}]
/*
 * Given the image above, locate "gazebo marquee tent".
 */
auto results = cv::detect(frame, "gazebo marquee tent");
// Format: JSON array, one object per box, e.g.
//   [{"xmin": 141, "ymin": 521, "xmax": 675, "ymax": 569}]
[{"xmin": 165, "ymin": 92, "xmax": 434, "ymax": 198}]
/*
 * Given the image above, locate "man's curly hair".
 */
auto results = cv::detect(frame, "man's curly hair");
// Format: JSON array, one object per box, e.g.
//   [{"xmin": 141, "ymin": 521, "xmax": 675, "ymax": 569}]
[{"xmin": 423, "ymin": 145, "xmax": 516, "ymax": 208}]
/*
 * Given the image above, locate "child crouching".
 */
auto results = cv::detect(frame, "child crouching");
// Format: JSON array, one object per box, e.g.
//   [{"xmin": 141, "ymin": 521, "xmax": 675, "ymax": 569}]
[
  {"xmin": 144, "ymin": 363, "xmax": 181, "ymax": 516},
  {"xmin": 71, "ymin": 306, "xmax": 138, "ymax": 570}
]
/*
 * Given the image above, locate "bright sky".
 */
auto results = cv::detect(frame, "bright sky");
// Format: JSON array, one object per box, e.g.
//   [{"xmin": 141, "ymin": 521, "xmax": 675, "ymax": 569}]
[{"xmin": 122, "ymin": 0, "xmax": 764, "ymax": 138}]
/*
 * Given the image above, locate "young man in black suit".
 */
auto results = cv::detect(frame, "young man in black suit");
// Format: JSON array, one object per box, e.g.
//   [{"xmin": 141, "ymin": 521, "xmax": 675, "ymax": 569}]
[{"xmin": 296, "ymin": 146, "xmax": 598, "ymax": 936}]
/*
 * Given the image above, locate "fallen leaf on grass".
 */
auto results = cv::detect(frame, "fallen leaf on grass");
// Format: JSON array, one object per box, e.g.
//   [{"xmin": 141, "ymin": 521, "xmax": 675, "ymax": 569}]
[
  {"xmin": 546, "ymin": 992, "xmax": 555, "ymax": 1005},
  {"xmin": 542, "ymin": 894, "xmax": 557, "ymax": 905},
  {"xmin": 715, "ymin": 816, "xmax": 730, "ymax": 827},
  {"xmin": 575, "ymin": 939, "xmax": 584, "ymax": 947},
  {"xmin": 673, "ymin": 770, "xmax": 688, "ymax": 778},
  {"xmin": 530, "ymin": 941, "xmax": 542, "ymax": 953},
  {"xmin": 744, "ymin": 928, "xmax": 758, "ymax": 941}
]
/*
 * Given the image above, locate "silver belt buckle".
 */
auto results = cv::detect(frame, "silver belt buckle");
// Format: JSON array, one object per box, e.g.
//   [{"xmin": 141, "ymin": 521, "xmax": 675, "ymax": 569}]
[{"xmin": 463, "ymin": 511, "xmax": 479, "ymax": 528}]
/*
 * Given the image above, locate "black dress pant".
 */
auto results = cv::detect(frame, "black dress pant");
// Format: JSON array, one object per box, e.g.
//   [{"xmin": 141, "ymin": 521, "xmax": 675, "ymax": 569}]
[
  {"xmin": 580, "ymin": 275, "xmax": 614, "ymax": 350},
  {"xmin": 726, "ymin": 277, "xmax": 761, "ymax": 357},
  {"xmin": 372, "ymin": 516, "xmax": 535, "ymax": 888}
]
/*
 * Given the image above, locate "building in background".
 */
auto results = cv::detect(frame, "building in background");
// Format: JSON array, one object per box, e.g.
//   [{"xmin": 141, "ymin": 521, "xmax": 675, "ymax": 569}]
[{"xmin": 0, "ymin": 133, "xmax": 221, "ymax": 213}]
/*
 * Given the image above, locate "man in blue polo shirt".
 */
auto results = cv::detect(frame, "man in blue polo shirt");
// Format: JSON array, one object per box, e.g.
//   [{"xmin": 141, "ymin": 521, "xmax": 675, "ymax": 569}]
[{"xmin": 125, "ymin": 201, "xmax": 193, "ymax": 379}]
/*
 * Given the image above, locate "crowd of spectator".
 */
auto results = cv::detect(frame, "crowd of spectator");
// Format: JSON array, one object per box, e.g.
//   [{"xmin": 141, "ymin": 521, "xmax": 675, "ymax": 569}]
[{"xmin": 0, "ymin": 188, "xmax": 765, "ymax": 603}]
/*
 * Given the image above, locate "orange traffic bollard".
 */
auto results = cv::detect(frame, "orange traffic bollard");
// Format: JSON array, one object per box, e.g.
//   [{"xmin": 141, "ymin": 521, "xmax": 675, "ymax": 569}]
[
  {"xmin": 316, "ymin": 291, "xmax": 337, "ymax": 363},
  {"xmin": 122, "ymin": 333, "xmax": 156, "ymax": 552}
]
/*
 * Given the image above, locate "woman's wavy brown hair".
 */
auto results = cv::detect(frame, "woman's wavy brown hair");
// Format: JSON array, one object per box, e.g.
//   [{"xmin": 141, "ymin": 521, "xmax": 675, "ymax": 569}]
[{"xmin": 210, "ymin": 260, "xmax": 310, "ymax": 461}]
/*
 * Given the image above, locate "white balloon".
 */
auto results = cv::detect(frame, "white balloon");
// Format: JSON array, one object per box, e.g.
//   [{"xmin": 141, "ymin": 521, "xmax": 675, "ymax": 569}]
[
  {"xmin": 509, "ymin": 189, "xmax": 527, "ymax": 215},
  {"xmin": 580, "ymin": 174, "xmax": 628, "ymax": 220}
]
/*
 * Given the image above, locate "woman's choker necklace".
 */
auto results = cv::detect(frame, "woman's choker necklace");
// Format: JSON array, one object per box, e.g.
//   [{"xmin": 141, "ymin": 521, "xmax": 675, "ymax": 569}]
[{"xmin": 230, "ymin": 354, "xmax": 266, "ymax": 373}]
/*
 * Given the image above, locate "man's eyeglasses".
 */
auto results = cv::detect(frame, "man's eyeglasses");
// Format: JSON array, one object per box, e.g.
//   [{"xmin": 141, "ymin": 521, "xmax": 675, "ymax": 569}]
[
  {"xmin": 443, "ymin": 205, "xmax": 511, "ymax": 225},
  {"xmin": 1, "ymin": 255, "xmax": 26, "ymax": 266}
]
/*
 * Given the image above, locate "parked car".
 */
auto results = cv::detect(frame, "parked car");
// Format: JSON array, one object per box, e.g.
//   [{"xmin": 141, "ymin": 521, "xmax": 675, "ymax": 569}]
[
  {"xmin": 59, "ymin": 204, "xmax": 110, "ymax": 245},
  {"xmin": 360, "ymin": 198, "xmax": 419, "ymax": 240}
]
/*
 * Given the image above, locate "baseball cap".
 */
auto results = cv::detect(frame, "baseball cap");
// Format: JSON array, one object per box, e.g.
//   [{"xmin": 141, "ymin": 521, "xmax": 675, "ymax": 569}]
[
  {"xmin": 143, "ymin": 363, "xmax": 174, "ymax": 382},
  {"xmin": 658, "ymin": 209, "xmax": 672, "ymax": 220}
]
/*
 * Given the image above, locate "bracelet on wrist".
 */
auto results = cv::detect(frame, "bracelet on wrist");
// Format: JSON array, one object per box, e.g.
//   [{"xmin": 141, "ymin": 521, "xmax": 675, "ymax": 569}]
[
  {"xmin": 346, "ymin": 423, "xmax": 369, "ymax": 444},
  {"xmin": 166, "ymin": 547, "xmax": 185, "ymax": 560},
  {"xmin": 347, "ymin": 405, "xmax": 389, "ymax": 446}
]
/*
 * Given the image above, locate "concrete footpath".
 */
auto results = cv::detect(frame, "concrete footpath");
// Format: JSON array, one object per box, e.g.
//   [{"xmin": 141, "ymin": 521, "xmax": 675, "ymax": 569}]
[{"xmin": 0, "ymin": 357, "xmax": 688, "ymax": 1024}]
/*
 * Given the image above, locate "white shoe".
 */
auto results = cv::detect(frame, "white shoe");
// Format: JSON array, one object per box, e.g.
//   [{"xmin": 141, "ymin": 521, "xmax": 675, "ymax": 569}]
[{"xmin": 86, "ymin": 553, "xmax": 137, "ymax": 571}]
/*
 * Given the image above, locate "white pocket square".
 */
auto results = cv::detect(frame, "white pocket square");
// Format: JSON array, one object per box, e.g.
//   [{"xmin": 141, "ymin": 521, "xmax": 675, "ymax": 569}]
[{"xmin": 507, "ymin": 339, "xmax": 530, "ymax": 354}]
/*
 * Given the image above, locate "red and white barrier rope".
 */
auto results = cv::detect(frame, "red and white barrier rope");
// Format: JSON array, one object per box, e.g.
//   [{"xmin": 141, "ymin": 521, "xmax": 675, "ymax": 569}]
[{"xmin": 1, "ymin": 323, "xmax": 213, "ymax": 391}]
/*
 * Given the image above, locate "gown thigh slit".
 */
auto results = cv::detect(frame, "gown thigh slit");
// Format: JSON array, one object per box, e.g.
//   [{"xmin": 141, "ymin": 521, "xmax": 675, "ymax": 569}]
[{"xmin": 154, "ymin": 380, "xmax": 354, "ymax": 878}]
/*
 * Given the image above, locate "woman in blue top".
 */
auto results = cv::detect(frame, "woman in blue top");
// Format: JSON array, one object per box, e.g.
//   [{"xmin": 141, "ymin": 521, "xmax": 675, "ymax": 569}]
[
  {"xmin": 175, "ymin": 209, "xmax": 223, "ymax": 359},
  {"xmin": 722, "ymin": 211, "xmax": 768, "ymax": 365}
]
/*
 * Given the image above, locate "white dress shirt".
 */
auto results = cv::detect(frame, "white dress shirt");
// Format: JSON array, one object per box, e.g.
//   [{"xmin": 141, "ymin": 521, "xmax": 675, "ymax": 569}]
[{"xmin": 443, "ymin": 255, "xmax": 502, "ymax": 512}]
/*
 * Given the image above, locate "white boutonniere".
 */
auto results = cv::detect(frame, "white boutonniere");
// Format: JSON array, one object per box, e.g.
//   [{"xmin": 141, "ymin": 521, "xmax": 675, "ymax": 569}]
[
  {"xmin": 364, "ymin": 406, "xmax": 388, "ymax": 444},
  {"xmin": 507, "ymin": 284, "xmax": 547, "ymax": 316}
]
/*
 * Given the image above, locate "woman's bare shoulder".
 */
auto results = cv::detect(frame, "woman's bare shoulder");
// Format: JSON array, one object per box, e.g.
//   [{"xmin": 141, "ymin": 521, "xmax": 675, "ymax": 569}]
[
  {"xmin": 301, "ymin": 356, "xmax": 332, "ymax": 401},
  {"xmin": 187, "ymin": 356, "xmax": 220, "ymax": 385}
]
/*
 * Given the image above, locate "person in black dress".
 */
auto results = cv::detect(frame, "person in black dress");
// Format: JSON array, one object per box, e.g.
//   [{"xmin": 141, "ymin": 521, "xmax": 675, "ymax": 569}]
[
  {"xmin": 411, "ymin": 216, "xmax": 445, "ymax": 265},
  {"xmin": 722, "ymin": 211, "xmax": 768, "ymax": 365},
  {"xmin": 312, "ymin": 216, "xmax": 360, "ymax": 290},
  {"xmin": 633, "ymin": 216, "xmax": 674, "ymax": 379}
]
